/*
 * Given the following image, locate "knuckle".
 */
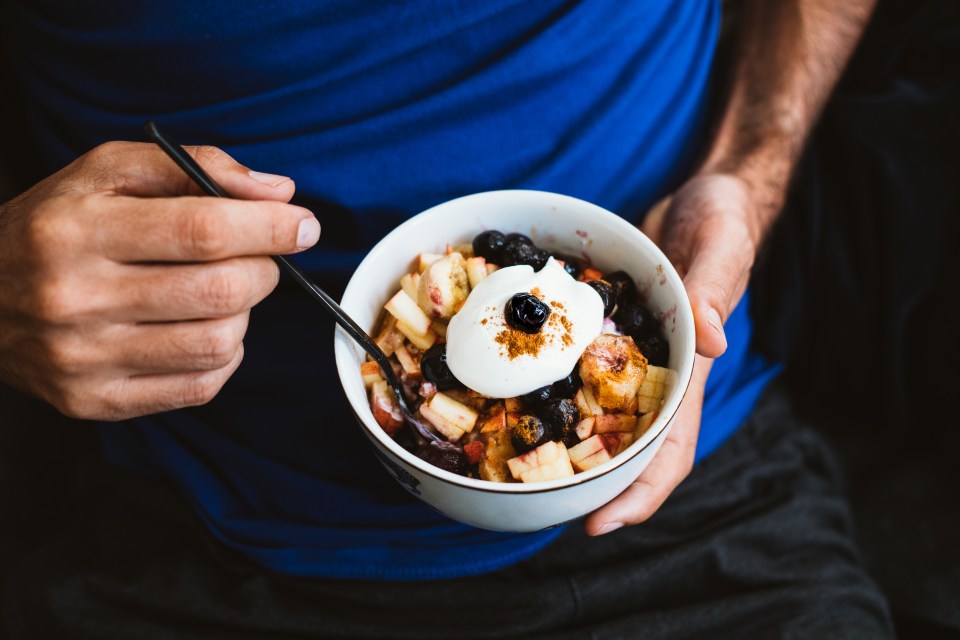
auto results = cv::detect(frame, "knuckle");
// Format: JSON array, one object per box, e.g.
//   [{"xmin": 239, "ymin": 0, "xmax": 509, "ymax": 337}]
[
  {"xmin": 180, "ymin": 206, "xmax": 230, "ymax": 257},
  {"xmin": 189, "ymin": 145, "xmax": 229, "ymax": 170},
  {"xmin": 181, "ymin": 373, "xmax": 223, "ymax": 407},
  {"xmin": 196, "ymin": 323, "xmax": 242, "ymax": 369},
  {"xmin": 43, "ymin": 338, "xmax": 80, "ymax": 374},
  {"xmin": 200, "ymin": 265, "xmax": 250, "ymax": 315},
  {"xmin": 90, "ymin": 140, "xmax": 128, "ymax": 159},
  {"xmin": 78, "ymin": 141, "xmax": 127, "ymax": 179},
  {"xmin": 54, "ymin": 386, "xmax": 99, "ymax": 419},
  {"xmin": 31, "ymin": 277, "xmax": 75, "ymax": 322},
  {"xmin": 23, "ymin": 201, "xmax": 71, "ymax": 252}
]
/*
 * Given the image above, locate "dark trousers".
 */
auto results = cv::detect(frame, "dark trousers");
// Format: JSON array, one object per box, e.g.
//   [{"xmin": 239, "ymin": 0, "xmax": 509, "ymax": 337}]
[{"xmin": 1, "ymin": 380, "xmax": 894, "ymax": 640}]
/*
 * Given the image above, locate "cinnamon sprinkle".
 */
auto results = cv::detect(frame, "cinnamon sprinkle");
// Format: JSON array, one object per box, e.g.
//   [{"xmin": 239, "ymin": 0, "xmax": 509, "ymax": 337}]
[{"xmin": 494, "ymin": 305, "xmax": 575, "ymax": 359}]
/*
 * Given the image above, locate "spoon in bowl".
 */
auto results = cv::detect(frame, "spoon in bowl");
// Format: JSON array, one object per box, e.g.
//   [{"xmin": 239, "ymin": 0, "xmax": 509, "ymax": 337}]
[{"xmin": 143, "ymin": 121, "xmax": 464, "ymax": 461}]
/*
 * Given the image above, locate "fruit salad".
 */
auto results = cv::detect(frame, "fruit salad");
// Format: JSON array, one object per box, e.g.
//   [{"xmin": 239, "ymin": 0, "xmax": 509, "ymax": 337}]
[{"xmin": 361, "ymin": 230, "xmax": 677, "ymax": 482}]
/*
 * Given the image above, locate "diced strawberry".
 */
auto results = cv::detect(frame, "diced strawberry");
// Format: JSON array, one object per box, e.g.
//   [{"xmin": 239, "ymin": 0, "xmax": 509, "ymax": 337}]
[{"xmin": 464, "ymin": 441, "xmax": 484, "ymax": 465}]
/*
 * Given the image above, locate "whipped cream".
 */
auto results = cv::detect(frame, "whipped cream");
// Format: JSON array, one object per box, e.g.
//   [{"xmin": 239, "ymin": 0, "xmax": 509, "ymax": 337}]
[{"xmin": 446, "ymin": 257, "xmax": 604, "ymax": 398}]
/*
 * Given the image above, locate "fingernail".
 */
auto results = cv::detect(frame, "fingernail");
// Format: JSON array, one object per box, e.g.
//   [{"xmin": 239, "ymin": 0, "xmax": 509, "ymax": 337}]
[
  {"xmin": 249, "ymin": 170, "xmax": 290, "ymax": 187},
  {"xmin": 296, "ymin": 217, "xmax": 321, "ymax": 249},
  {"xmin": 596, "ymin": 521, "xmax": 624, "ymax": 536},
  {"xmin": 706, "ymin": 308, "xmax": 727, "ymax": 348}
]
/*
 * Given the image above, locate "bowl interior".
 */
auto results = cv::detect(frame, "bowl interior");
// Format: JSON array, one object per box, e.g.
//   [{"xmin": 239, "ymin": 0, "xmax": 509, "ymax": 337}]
[{"xmin": 334, "ymin": 190, "xmax": 695, "ymax": 492}]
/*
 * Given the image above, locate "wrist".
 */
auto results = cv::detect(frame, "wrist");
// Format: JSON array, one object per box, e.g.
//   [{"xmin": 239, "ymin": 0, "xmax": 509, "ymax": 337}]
[{"xmin": 693, "ymin": 139, "xmax": 797, "ymax": 248}]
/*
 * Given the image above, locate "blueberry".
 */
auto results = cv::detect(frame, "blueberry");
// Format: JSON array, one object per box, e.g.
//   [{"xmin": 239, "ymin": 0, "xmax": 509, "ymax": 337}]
[
  {"xmin": 551, "ymin": 370, "xmax": 583, "ymax": 398},
  {"xmin": 521, "ymin": 385, "xmax": 554, "ymax": 408},
  {"xmin": 586, "ymin": 279, "xmax": 616, "ymax": 317},
  {"xmin": 417, "ymin": 443, "xmax": 468, "ymax": 475},
  {"xmin": 472, "ymin": 230, "xmax": 506, "ymax": 263},
  {"xmin": 505, "ymin": 232, "xmax": 533, "ymax": 246},
  {"xmin": 537, "ymin": 399, "xmax": 579, "ymax": 446},
  {"xmin": 529, "ymin": 247, "xmax": 550, "ymax": 271},
  {"xmin": 501, "ymin": 240, "xmax": 549, "ymax": 270},
  {"xmin": 420, "ymin": 343, "xmax": 462, "ymax": 390},
  {"xmin": 613, "ymin": 300, "xmax": 658, "ymax": 340},
  {"xmin": 505, "ymin": 293, "xmax": 551, "ymax": 334},
  {"xmin": 511, "ymin": 415, "xmax": 550, "ymax": 453},
  {"xmin": 604, "ymin": 270, "xmax": 638, "ymax": 304},
  {"xmin": 554, "ymin": 254, "xmax": 584, "ymax": 279},
  {"xmin": 634, "ymin": 333, "xmax": 670, "ymax": 367}
]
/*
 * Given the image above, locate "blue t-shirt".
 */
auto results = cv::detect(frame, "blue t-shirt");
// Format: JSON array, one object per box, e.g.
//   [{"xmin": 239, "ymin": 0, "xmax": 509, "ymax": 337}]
[{"xmin": 7, "ymin": 0, "xmax": 779, "ymax": 579}]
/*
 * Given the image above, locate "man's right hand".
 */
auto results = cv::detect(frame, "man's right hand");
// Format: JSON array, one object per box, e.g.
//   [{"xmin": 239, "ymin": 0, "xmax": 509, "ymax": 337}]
[{"xmin": 0, "ymin": 141, "xmax": 320, "ymax": 420}]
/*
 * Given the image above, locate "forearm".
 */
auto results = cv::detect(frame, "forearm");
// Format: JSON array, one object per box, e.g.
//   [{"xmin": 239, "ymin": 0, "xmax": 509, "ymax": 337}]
[{"xmin": 700, "ymin": 0, "xmax": 877, "ymax": 244}]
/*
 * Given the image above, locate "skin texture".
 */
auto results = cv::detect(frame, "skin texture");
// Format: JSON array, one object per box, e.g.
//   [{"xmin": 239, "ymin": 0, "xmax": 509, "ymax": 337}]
[
  {"xmin": 0, "ymin": 142, "xmax": 320, "ymax": 420},
  {"xmin": 585, "ymin": 0, "xmax": 878, "ymax": 535}
]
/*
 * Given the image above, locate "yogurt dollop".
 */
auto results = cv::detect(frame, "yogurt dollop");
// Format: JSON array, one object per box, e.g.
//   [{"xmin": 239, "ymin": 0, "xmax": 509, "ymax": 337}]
[{"xmin": 446, "ymin": 257, "xmax": 604, "ymax": 398}]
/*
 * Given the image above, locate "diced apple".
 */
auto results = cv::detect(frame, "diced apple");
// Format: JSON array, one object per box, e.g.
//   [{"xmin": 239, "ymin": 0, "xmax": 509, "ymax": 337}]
[
  {"xmin": 600, "ymin": 432, "xmax": 635, "ymax": 456},
  {"xmin": 574, "ymin": 386, "xmax": 603, "ymax": 416},
  {"xmin": 567, "ymin": 433, "xmax": 605, "ymax": 461},
  {"xmin": 393, "ymin": 343, "xmax": 420, "ymax": 375},
  {"xmin": 505, "ymin": 411, "xmax": 521, "ymax": 430},
  {"xmin": 417, "ymin": 252, "xmax": 444, "ymax": 273},
  {"xmin": 507, "ymin": 440, "xmax": 565, "ymax": 479},
  {"xmin": 453, "ymin": 242, "xmax": 475, "ymax": 259},
  {"xmin": 395, "ymin": 320, "xmax": 437, "ymax": 351},
  {"xmin": 593, "ymin": 413, "xmax": 638, "ymax": 434},
  {"xmin": 417, "ymin": 252, "xmax": 469, "ymax": 319},
  {"xmin": 428, "ymin": 392, "xmax": 479, "ymax": 433},
  {"xmin": 374, "ymin": 316, "xmax": 405, "ymax": 357},
  {"xmin": 486, "ymin": 263, "xmax": 499, "ymax": 275},
  {"xmin": 572, "ymin": 448, "xmax": 613, "ymax": 472},
  {"xmin": 634, "ymin": 411, "xmax": 658, "ymax": 438},
  {"xmin": 574, "ymin": 416, "xmax": 596, "ymax": 440},
  {"xmin": 567, "ymin": 434, "xmax": 612, "ymax": 472},
  {"xmin": 465, "ymin": 256, "xmax": 489, "ymax": 289},
  {"xmin": 400, "ymin": 272, "xmax": 421, "ymax": 301},
  {"xmin": 431, "ymin": 320, "xmax": 447, "ymax": 338},
  {"xmin": 385, "ymin": 290, "xmax": 432, "ymax": 335},
  {"xmin": 519, "ymin": 452, "xmax": 574, "ymax": 483},
  {"xmin": 360, "ymin": 360, "xmax": 383, "ymax": 387},
  {"xmin": 479, "ymin": 405, "xmax": 507, "ymax": 433},
  {"xmin": 419, "ymin": 403, "xmax": 465, "ymax": 442},
  {"xmin": 370, "ymin": 380, "xmax": 403, "ymax": 436}
]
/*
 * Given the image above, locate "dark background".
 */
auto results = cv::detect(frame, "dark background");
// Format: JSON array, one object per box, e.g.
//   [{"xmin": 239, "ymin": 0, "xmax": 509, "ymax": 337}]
[{"xmin": 2, "ymin": 0, "xmax": 959, "ymax": 637}]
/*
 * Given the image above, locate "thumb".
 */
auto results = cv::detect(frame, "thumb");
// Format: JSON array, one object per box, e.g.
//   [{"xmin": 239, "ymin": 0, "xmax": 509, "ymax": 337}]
[{"xmin": 683, "ymin": 243, "xmax": 754, "ymax": 358}]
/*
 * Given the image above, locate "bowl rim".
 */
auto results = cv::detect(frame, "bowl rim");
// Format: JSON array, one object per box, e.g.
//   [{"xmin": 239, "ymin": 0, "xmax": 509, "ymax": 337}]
[{"xmin": 334, "ymin": 188, "xmax": 696, "ymax": 494}]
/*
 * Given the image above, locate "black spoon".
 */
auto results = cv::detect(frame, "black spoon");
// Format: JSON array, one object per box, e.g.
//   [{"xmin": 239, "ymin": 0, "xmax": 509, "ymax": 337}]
[{"xmin": 143, "ymin": 120, "xmax": 462, "ymax": 458}]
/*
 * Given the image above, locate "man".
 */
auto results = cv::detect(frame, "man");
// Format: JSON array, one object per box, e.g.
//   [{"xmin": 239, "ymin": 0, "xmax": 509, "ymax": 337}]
[{"xmin": 0, "ymin": 1, "xmax": 892, "ymax": 637}]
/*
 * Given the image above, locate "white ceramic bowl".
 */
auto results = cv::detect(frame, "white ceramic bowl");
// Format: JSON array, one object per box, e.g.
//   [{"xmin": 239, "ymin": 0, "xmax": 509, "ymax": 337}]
[{"xmin": 334, "ymin": 190, "xmax": 695, "ymax": 532}]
